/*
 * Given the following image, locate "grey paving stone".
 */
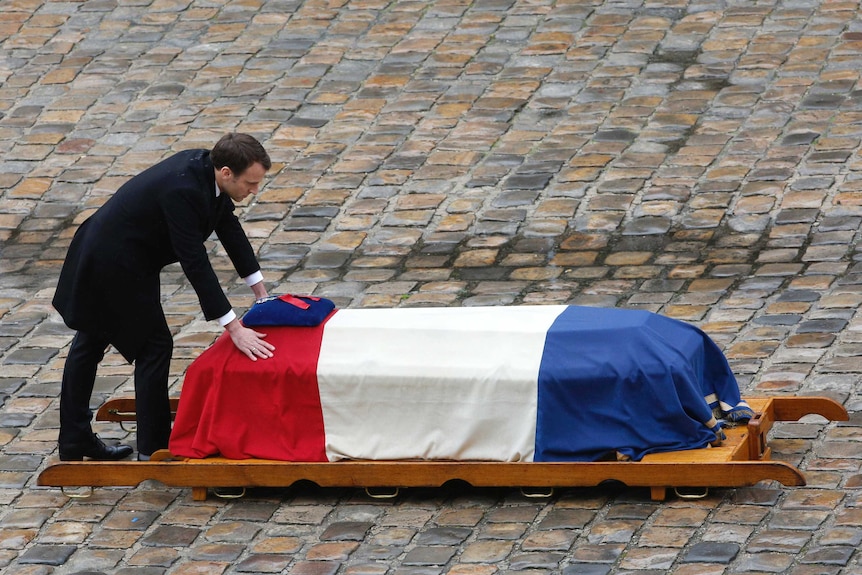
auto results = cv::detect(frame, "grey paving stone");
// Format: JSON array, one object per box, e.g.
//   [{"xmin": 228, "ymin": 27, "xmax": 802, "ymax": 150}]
[
  {"xmin": 246, "ymin": 204, "xmax": 291, "ymax": 221},
  {"xmin": 781, "ymin": 132, "xmax": 819, "ymax": 145},
  {"xmin": 605, "ymin": 504, "xmax": 657, "ymax": 520},
  {"xmin": 0, "ymin": 379, "xmax": 25, "ymax": 396},
  {"xmin": 562, "ymin": 565, "xmax": 612, "ymax": 575},
  {"xmin": 3, "ymin": 347, "xmax": 59, "ymax": 365},
  {"xmin": 289, "ymin": 561, "xmax": 341, "ymax": 575},
  {"xmin": 801, "ymin": 94, "xmax": 845, "ymax": 108},
  {"xmin": 140, "ymin": 526, "xmax": 200, "ymax": 547},
  {"xmin": 776, "ymin": 290, "xmax": 822, "ymax": 302},
  {"xmin": 0, "ymin": 454, "xmax": 42, "ymax": 472},
  {"xmin": 539, "ymin": 509, "xmax": 596, "ymax": 530},
  {"xmin": 0, "ymin": 318, "xmax": 43, "ymax": 337},
  {"xmin": 502, "ymin": 174, "xmax": 552, "ymax": 190},
  {"xmin": 401, "ymin": 546, "xmax": 457, "ymax": 566},
  {"xmin": 509, "ymin": 552, "xmax": 567, "ymax": 570},
  {"xmin": 283, "ymin": 217, "xmax": 331, "ymax": 232},
  {"xmin": 319, "ymin": 521, "xmax": 374, "ymax": 541},
  {"xmin": 796, "ymin": 319, "xmax": 848, "ymax": 333},
  {"xmin": 753, "ymin": 314, "xmax": 801, "ymax": 326},
  {"xmin": 305, "ymin": 252, "xmax": 351, "ymax": 269},
  {"xmin": 623, "ymin": 217, "xmax": 672, "ymax": 235},
  {"xmin": 352, "ymin": 545, "xmax": 404, "ymax": 561},
  {"xmin": 18, "ymin": 544, "xmax": 76, "ymax": 565},
  {"xmin": 681, "ymin": 542, "xmax": 740, "ymax": 563},
  {"xmin": 390, "ymin": 568, "xmax": 442, "ymax": 575},
  {"xmin": 415, "ymin": 526, "xmax": 471, "ymax": 545},
  {"xmin": 234, "ymin": 554, "xmax": 292, "ymax": 573},
  {"xmin": 799, "ymin": 546, "xmax": 855, "ymax": 565},
  {"xmin": 221, "ymin": 501, "xmax": 279, "ymax": 522}
]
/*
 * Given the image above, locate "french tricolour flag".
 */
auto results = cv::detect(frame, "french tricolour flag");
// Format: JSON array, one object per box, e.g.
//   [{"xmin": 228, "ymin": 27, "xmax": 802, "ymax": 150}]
[{"xmin": 170, "ymin": 306, "xmax": 745, "ymax": 463}]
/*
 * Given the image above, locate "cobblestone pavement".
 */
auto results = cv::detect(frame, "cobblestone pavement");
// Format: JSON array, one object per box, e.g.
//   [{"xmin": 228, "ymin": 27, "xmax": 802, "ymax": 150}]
[{"xmin": 1, "ymin": 0, "xmax": 861, "ymax": 573}]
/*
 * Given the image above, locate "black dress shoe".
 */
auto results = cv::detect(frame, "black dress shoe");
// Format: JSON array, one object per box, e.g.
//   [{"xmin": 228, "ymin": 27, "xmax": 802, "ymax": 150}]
[{"xmin": 59, "ymin": 434, "xmax": 134, "ymax": 461}]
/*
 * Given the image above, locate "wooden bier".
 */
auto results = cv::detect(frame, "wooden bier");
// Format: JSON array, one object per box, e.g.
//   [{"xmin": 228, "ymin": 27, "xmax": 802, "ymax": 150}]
[{"xmin": 37, "ymin": 396, "xmax": 848, "ymax": 502}]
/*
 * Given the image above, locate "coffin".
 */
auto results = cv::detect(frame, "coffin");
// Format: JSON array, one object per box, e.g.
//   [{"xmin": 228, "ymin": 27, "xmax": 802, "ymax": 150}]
[{"xmin": 169, "ymin": 305, "xmax": 752, "ymax": 463}]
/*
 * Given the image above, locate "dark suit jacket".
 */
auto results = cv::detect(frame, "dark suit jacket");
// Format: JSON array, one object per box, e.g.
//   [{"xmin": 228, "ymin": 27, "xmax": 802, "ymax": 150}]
[{"xmin": 53, "ymin": 149, "xmax": 260, "ymax": 362}]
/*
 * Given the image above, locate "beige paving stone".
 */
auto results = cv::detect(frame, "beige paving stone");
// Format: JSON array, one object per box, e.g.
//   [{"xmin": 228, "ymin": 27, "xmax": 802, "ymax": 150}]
[
  {"xmin": 401, "ymin": 292, "xmax": 459, "ymax": 306},
  {"xmin": 786, "ymin": 334, "xmax": 835, "ymax": 348},
  {"xmin": 765, "ymin": 302, "xmax": 811, "ymax": 314},
  {"xmin": 88, "ymin": 530, "xmax": 144, "ymax": 549},
  {"xmin": 320, "ymin": 232, "xmax": 367, "ymax": 251},
  {"xmin": 127, "ymin": 547, "xmax": 180, "ymax": 567},
  {"xmin": 38, "ymin": 522, "xmax": 92, "ymax": 544},
  {"xmin": 638, "ymin": 526, "xmax": 693, "ymax": 548},
  {"xmin": 171, "ymin": 562, "xmax": 229, "ymax": 575},
  {"xmin": 612, "ymin": 265, "xmax": 662, "ymax": 279},
  {"xmin": 520, "ymin": 529, "xmax": 576, "ymax": 551},
  {"xmin": 604, "ymin": 251, "xmax": 653, "ymax": 266},
  {"xmin": 781, "ymin": 191, "xmax": 830, "ymax": 208},
  {"xmin": 435, "ymin": 509, "xmax": 485, "ymax": 527},
  {"xmin": 726, "ymin": 340, "xmax": 781, "ymax": 359},
  {"xmin": 437, "ymin": 214, "xmax": 474, "ymax": 232},
  {"xmin": 0, "ymin": 529, "xmax": 36, "ymax": 550},
  {"xmin": 662, "ymin": 305, "xmax": 709, "ymax": 321},
  {"xmin": 781, "ymin": 489, "xmax": 845, "ymax": 511},
  {"xmin": 803, "ymin": 245, "xmax": 849, "ymax": 261},
  {"xmin": 382, "ymin": 209, "xmax": 434, "ymax": 226},
  {"xmin": 163, "ymin": 505, "xmax": 219, "ymax": 526},
  {"xmin": 674, "ymin": 566, "xmax": 726, "ymax": 575},
  {"xmin": 306, "ymin": 541, "xmax": 359, "ymax": 560},
  {"xmin": 756, "ymin": 263, "xmax": 806, "ymax": 276},
  {"xmin": 500, "ymin": 254, "xmax": 546, "ymax": 267},
  {"xmin": 453, "ymin": 249, "xmax": 498, "ymax": 267},
  {"xmin": 551, "ymin": 252, "xmax": 599, "ymax": 267},
  {"xmin": 3, "ymin": 398, "xmax": 51, "ymax": 414},
  {"xmin": 618, "ymin": 546, "xmax": 677, "ymax": 570}
]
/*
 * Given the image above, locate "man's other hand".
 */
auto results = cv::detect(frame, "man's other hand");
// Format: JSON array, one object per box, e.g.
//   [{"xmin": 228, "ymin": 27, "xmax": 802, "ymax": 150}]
[{"xmin": 225, "ymin": 319, "xmax": 275, "ymax": 361}]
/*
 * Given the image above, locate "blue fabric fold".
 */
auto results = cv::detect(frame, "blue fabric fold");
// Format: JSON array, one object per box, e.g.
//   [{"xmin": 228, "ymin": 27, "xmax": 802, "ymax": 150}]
[{"xmin": 534, "ymin": 306, "xmax": 742, "ymax": 461}]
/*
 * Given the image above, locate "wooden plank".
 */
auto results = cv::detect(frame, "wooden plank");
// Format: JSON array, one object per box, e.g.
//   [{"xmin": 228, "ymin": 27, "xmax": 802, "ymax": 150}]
[
  {"xmin": 640, "ymin": 425, "xmax": 749, "ymax": 463},
  {"xmin": 96, "ymin": 398, "xmax": 179, "ymax": 423},
  {"xmin": 770, "ymin": 396, "xmax": 849, "ymax": 422},
  {"xmin": 37, "ymin": 459, "xmax": 805, "ymax": 491}
]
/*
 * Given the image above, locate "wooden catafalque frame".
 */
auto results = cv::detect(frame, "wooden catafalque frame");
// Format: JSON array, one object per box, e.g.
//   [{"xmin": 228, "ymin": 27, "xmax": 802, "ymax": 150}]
[{"xmin": 38, "ymin": 395, "xmax": 848, "ymax": 501}]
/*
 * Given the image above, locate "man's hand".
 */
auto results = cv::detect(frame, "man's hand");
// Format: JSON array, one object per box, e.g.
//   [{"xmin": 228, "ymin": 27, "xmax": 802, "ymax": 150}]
[{"xmin": 225, "ymin": 318, "xmax": 275, "ymax": 361}]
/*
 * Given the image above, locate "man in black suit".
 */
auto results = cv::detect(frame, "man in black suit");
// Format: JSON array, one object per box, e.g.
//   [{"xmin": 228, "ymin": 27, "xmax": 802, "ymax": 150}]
[{"xmin": 53, "ymin": 133, "xmax": 276, "ymax": 461}]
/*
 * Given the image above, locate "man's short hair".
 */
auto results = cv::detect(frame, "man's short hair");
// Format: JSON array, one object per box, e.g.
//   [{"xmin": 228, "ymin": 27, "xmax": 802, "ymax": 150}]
[{"xmin": 211, "ymin": 133, "xmax": 272, "ymax": 174}]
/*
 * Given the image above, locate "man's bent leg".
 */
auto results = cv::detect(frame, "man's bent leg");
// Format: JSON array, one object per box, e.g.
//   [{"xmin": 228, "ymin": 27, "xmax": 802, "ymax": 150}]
[
  {"xmin": 59, "ymin": 331, "xmax": 133, "ymax": 461},
  {"xmin": 134, "ymin": 318, "xmax": 173, "ymax": 457}
]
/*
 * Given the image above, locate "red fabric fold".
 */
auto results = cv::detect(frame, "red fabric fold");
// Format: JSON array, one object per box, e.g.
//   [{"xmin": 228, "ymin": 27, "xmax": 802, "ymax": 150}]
[{"xmin": 169, "ymin": 319, "xmax": 334, "ymax": 461}]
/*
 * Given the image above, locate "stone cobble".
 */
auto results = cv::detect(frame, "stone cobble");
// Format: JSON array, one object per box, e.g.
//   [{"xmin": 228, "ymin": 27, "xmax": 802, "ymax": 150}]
[{"xmin": 1, "ymin": 0, "xmax": 861, "ymax": 573}]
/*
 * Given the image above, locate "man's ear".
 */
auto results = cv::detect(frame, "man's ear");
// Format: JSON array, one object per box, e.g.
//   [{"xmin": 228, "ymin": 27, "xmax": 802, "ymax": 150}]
[{"xmin": 215, "ymin": 166, "xmax": 232, "ymax": 186}]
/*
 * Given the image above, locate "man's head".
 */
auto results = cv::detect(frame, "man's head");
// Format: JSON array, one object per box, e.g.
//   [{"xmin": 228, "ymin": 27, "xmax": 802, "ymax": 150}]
[{"xmin": 212, "ymin": 133, "xmax": 272, "ymax": 202}]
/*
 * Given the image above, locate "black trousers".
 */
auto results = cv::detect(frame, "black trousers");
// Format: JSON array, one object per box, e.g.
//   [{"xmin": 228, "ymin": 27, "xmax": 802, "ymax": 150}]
[{"xmin": 59, "ymin": 319, "xmax": 173, "ymax": 456}]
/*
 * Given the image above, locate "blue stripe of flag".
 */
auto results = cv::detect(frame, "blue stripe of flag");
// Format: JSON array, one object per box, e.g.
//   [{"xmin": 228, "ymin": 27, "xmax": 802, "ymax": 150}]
[{"xmin": 534, "ymin": 306, "xmax": 735, "ymax": 462}]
